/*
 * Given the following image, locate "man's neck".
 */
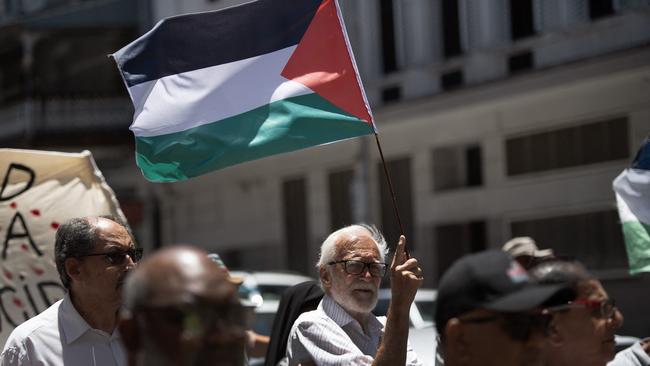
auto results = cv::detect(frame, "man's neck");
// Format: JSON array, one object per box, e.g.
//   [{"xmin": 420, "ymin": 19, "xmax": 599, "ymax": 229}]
[
  {"xmin": 348, "ymin": 309, "xmax": 370, "ymax": 330},
  {"xmin": 70, "ymin": 290, "xmax": 118, "ymax": 334}
]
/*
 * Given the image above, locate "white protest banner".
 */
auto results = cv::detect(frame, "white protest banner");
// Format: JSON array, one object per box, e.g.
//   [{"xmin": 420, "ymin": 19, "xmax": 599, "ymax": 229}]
[{"xmin": 0, "ymin": 149, "xmax": 126, "ymax": 344}]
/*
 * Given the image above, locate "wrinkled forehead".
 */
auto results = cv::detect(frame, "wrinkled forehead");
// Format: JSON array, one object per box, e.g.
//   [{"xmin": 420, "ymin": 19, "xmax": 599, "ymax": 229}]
[
  {"xmin": 92, "ymin": 217, "xmax": 132, "ymax": 244},
  {"xmin": 336, "ymin": 229, "xmax": 381, "ymax": 260}
]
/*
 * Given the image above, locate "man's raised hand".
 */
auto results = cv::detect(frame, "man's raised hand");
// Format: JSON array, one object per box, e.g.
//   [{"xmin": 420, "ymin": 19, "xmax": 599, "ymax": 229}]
[{"xmin": 390, "ymin": 235, "xmax": 423, "ymax": 308}]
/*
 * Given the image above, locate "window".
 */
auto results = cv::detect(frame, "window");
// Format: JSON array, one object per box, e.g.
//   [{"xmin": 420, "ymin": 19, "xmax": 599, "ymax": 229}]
[
  {"xmin": 0, "ymin": 42, "xmax": 24, "ymax": 104},
  {"xmin": 328, "ymin": 168, "xmax": 354, "ymax": 231},
  {"xmin": 432, "ymin": 144, "xmax": 483, "ymax": 191},
  {"xmin": 508, "ymin": 51, "xmax": 534, "ymax": 74},
  {"xmin": 589, "ymin": 0, "xmax": 615, "ymax": 19},
  {"xmin": 509, "ymin": 0, "xmax": 536, "ymax": 40},
  {"xmin": 380, "ymin": 0, "xmax": 398, "ymax": 74},
  {"xmin": 282, "ymin": 177, "xmax": 309, "ymax": 274},
  {"xmin": 441, "ymin": 70, "xmax": 464, "ymax": 91},
  {"xmin": 378, "ymin": 157, "xmax": 414, "ymax": 250},
  {"xmin": 511, "ymin": 210, "xmax": 627, "ymax": 270},
  {"xmin": 441, "ymin": 0, "xmax": 462, "ymax": 58},
  {"xmin": 381, "ymin": 86, "xmax": 401, "ymax": 103},
  {"xmin": 506, "ymin": 117, "xmax": 629, "ymax": 176},
  {"xmin": 435, "ymin": 221, "xmax": 486, "ymax": 280}
]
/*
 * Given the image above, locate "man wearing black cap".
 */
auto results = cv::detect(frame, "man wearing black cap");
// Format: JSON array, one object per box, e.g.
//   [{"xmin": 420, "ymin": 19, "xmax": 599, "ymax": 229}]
[{"xmin": 434, "ymin": 250, "xmax": 571, "ymax": 366}]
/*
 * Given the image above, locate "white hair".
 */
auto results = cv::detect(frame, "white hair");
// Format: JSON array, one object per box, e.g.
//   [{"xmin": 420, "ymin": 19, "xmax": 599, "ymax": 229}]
[{"xmin": 316, "ymin": 224, "xmax": 389, "ymax": 269}]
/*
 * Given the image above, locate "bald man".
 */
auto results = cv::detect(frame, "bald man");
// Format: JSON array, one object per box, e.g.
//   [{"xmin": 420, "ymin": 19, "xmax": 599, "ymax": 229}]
[{"xmin": 118, "ymin": 246, "xmax": 247, "ymax": 366}]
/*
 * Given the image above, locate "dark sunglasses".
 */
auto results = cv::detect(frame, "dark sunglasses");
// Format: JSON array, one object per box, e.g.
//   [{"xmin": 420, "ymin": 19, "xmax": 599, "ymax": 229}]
[
  {"xmin": 459, "ymin": 312, "xmax": 552, "ymax": 341},
  {"xmin": 78, "ymin": 247, "xmax": 143, "ymax": 265},
  {"xmin": 328, "ymin": 259, "xmax": 388, "ymax": 278},
  {"xmin": 140, "ymin": 302, "xmax": 250, "ymax": 338}
]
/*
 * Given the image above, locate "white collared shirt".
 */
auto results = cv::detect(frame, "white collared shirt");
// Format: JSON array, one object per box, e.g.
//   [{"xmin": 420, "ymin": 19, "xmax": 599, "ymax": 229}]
[
  {"xmin": 286, "ymin": 294, "xmax": 422, "ymax": 366},
  {"xmin": 608, "ymin": 338, "xmax": 650, "ymax": 366},
  {"xmin": 1, "ymin": 293, "xmax": 126, "ymax": 366}
]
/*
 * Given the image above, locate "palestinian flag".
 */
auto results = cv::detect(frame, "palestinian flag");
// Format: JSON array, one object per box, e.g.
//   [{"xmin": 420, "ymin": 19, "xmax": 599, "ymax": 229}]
[
  {"xmin": 613, "ymin": 135, "xmax": 650, "ymax": 275},
  {"xmin": 111, "ymin": 0, "xmax": 374, "ymax": 182}
]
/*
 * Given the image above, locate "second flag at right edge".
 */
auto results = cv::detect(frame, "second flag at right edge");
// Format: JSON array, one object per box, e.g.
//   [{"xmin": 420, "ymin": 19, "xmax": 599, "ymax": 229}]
[{"xmin": 613, "ymin": 135, "xmax": 650, "ymax": 275}]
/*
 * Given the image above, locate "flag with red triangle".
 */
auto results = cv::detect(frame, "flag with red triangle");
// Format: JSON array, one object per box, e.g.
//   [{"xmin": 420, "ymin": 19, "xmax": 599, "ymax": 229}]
[{"xmin": 112, "ymin": 0, "xmax": 374, "ymax": 182}]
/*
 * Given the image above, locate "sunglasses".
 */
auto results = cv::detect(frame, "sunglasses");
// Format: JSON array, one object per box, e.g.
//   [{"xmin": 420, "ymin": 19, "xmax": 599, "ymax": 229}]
[
  {"xmin": 78, "ymin": 247, "xmax": 143, "ymax": 265},
  {"xmin": 328, "ymin": 260, "xmax": 388, "ymax": 278},
  {"xmin": 459, "ymin": 312, "xmax": 552, "ymax": 341},
  {"xmin": 140, "ymin": 302, "xmax": 250, "ymax": 338},
  {"xmin": 546, "ymin": 298, "xmax": 617, "ymax": 319}
]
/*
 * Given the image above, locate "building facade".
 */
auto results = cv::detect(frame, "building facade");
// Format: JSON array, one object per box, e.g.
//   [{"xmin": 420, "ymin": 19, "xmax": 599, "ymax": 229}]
[
  {"xmin": 1, "ymin": 0, "xmax": 649, "ymax": 335},
  {"xmin": 0, "ymin": 0, "xmax": 160, "ymax": 251},
  {"xmin": 151, "ymin": 0, "xmax": 650, "ymax": 336}
]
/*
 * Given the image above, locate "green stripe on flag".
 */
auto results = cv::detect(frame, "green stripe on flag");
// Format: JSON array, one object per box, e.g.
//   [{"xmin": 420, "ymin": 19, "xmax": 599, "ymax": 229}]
[
  {"xmin": 621, "ymin": 221, "xmax": 650, "ymax": 275},
  {"xmin": 135, "ymin": 93, "xmax": 373, "ymax": 182}
]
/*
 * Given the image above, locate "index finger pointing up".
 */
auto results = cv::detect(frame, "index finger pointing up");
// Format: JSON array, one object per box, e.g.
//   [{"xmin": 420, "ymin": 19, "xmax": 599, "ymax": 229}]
[{"xmin": 391, "ymin": 235, "xmax": 407, "ymax": 268}]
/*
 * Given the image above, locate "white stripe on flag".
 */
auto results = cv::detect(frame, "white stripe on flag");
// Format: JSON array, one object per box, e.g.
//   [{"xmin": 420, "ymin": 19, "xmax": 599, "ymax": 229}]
[
  {"xmin": 616, "ymin": 192, "xmax": 637, "ymax": 222},
  {"xmin": 127, "ymin": 45, "xmax": 314, "ymax": 137},
  {"xmin": 613, "ymin": 168, "xmax": 650, "ymax": 225}
]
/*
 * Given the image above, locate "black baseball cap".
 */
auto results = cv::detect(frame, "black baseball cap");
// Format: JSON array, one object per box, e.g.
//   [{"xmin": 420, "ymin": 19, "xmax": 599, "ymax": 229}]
[{"xmin": 435, "ymin": 250, "xmax": 569, "ymax": 334}]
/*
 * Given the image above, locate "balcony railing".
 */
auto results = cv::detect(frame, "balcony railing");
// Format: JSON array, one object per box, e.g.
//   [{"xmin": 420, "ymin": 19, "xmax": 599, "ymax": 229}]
[
  {"xmin": 0, "ymin": 96, "xmax": 133, "ymax": 139},
  {"xmin": 0, "ymin": 0, "xmax": 138, "ymax": 28}
]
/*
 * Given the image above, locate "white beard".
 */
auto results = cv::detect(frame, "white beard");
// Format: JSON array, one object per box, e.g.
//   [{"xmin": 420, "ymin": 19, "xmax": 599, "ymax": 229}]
[{"xmin": 330, "ymin": 287, "xmax": 378, "ymax": 315}]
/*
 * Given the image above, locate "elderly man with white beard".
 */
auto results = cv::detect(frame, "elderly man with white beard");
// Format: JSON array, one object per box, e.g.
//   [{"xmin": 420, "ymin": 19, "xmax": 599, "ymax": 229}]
[{"xmin": 285, "ymin": 224, "xmax": 423, "ymax": 366}]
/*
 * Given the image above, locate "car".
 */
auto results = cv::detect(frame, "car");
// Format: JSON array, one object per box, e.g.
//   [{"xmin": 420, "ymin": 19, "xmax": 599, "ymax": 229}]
[
  {"xmin": 373, "ymin": 288, "xmax": 438, "ymax": 329},
  {"xmin": 229, "ymin": 272, "xmax": 314, "ymax": 366},
  {"xmin": 229, "ymin": 271, "xmax": 314, "ymax": 334},
  {"xmin": 372, "ymin": 288, "xmax": 438, "ymax": 365},
  {"xmin": 230, "ymin": 270, "xmax": 314, "ymax": 308},
  {"xmin": 408, "ymin": 325, "xmax": 437, "ymax": 366},
  {"xmin": 615, "ymin": 335, "xmax": 641, "ymax": 352}
]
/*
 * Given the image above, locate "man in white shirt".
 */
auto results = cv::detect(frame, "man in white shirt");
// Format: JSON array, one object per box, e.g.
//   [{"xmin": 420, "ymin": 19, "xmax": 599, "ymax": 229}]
[
  {"xmin": 1, "ymin": 216, "xmax": 140, "ymax": 366},
  {"xmin": 286, "ymin": 224, "xmax": 423, "ymax": 366}
]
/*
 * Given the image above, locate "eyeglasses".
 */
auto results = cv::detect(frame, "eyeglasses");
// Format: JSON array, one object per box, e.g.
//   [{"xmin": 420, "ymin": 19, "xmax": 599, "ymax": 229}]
[
  {"xmin": 139, "ymin": 302, "xmax": 250, "ymax": 338},
  {"xmin": 78, "ymin": 247, "xmax": 143, "ymax": 265},
  {"xmin": 459, "ymin": 312, "xmax": 552, "ymax": 341},
  {"xmin": 546, "ymin": 298, "xmax": 617, "ymax": 319},
  {"xmin": 328, "ymin": 260, "xmax": 387, "ymax": 278}
]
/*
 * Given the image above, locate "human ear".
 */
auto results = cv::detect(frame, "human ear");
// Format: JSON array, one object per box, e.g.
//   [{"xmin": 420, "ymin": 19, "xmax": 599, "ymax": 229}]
[
  {"xmin": 64, "ymin": 258, "xmax": 82, "ymax": 283},
  {"xmin": 445, "ymin": 318, "xmax": 471, "ymax": 364},
  {"xmin": 320, "ymin": 267, "xmax": 331, "ymax": 289}
]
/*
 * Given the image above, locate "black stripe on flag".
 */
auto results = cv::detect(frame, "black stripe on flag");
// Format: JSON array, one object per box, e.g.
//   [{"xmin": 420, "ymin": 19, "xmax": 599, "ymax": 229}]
[{"xmin": 115, "ymin": 0, "xmax": 323, "ymax": 87}]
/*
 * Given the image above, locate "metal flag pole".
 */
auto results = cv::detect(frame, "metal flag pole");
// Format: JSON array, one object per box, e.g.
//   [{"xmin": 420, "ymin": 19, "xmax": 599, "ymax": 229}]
[{"xmin": 373, "ymin": 131, "xmax": 410, "ymax": 257}]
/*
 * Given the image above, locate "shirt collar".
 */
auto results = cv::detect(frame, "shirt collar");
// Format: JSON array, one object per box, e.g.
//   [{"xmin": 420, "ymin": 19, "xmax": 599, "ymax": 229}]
[
  {"xmin": 320, "ymin": 294, "xmax": 383, "ymax": 332},
  {"xmin": 59, "ymin": 293, "xmax": 121, "ymax": 344},
  {"xmin": 59, "ymin": 292, "xmax": 92, "ymax": 344}
]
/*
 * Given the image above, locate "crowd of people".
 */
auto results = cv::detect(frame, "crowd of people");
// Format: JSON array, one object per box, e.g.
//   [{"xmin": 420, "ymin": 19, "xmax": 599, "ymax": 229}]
[{"xmin": 0, "ymin": 216, "xmax": 648, "ymax": 365}]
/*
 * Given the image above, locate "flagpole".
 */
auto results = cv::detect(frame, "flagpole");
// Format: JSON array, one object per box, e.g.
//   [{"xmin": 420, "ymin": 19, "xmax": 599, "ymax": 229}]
[{"xmin": 373, "ymin": 131, "xmax": 410, "ymax": 256}]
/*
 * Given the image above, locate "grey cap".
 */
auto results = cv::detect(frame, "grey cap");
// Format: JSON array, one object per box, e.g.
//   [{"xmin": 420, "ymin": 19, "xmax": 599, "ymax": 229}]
[{"xmin": 502, "ymin": 237, "xmax": 554, "ymax": 258}]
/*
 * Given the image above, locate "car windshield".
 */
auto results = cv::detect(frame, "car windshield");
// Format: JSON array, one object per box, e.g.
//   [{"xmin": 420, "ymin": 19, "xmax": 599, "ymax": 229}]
[
  {"xmin": 257, "ymin": 284, "xmax": 291, "ymax": 301},
  {"xmin": 251, "ymin": 311, "xmax": 276, "ymax": 336},
  {"xmin": 416, "ymin": 300, "xmax": 435, "ymax": 323}
]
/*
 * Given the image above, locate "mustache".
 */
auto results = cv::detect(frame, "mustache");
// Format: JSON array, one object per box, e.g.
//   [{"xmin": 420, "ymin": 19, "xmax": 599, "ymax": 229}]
[{"xmin": 352, "ymin": 284, "xmax": 376, "ymax": 291}]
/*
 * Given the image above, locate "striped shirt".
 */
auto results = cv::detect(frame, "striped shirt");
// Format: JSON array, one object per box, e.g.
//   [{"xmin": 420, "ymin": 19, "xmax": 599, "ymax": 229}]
[{"xmin": 286, "ymin": 294, "xmax": 422, "ymax": 366}]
